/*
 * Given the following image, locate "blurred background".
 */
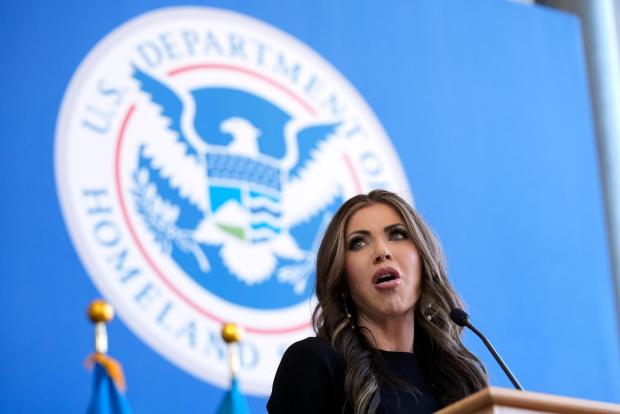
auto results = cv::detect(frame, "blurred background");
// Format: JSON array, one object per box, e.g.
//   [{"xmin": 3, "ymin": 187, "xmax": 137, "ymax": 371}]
[{"xmin": 2, "ymin": 0, "xmax": 619, "ymax": 412}]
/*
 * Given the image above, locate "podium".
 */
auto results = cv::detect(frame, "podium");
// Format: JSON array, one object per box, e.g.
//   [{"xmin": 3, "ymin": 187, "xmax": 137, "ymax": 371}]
[{"xmin": 436, "ymin": 387, "xmax": 620, "ymax": 414}]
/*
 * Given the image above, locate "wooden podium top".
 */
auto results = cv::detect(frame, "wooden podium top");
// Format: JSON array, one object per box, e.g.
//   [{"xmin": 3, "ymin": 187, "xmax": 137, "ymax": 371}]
[{"xmin": 435, "ymin": 386, "xmax": 620, "ymax": 414}]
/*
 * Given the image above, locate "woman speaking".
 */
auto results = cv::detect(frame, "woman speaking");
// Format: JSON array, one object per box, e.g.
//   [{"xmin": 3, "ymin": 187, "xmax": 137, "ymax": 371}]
[{"xmin": 267, "ymin": 190, "xmax": 488, "ymax": 413}]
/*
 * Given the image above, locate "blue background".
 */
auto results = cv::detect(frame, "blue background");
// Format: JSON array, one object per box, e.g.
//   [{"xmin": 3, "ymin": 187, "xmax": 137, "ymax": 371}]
[{"xmin": 2, "ymin": 0, "xmax": 619, "ymax": 412}]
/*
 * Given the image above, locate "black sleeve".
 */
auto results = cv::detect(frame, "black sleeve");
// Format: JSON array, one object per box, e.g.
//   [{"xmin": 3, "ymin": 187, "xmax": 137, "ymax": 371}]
[{"xmin": 267, "ymin": 337, "xmax": 345, "ymax": 414}]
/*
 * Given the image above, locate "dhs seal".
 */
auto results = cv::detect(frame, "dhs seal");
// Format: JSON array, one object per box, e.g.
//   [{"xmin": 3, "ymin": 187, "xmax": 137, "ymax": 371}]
[{"xmin": 55, "ymin": 7, "xmax": 411, "ymax": 394}]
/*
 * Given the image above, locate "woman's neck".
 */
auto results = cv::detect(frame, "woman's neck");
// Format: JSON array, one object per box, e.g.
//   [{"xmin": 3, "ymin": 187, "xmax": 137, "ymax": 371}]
[{"xmin": 357, "ymin": 311, "xmax": 415, "ymax": 353}]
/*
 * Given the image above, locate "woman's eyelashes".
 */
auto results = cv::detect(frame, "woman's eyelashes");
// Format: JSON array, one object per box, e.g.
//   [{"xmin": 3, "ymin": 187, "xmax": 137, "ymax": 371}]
[
  {"xmin": 348, "ymin": 236, "xmax": 367, "ymax": 250},
  {"xmin": 347, "ymin": 227, "xmax": 409, "ymax": 250},
  {"xmin": 389, "ymin": 227, "xmax": 409, "ymax": 240}
]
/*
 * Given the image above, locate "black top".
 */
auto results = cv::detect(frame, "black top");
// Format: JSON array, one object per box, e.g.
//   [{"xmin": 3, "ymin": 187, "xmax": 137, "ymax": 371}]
[{"xmin": 267, "ymin": 337, "xmax": 440, "ymax": 413}]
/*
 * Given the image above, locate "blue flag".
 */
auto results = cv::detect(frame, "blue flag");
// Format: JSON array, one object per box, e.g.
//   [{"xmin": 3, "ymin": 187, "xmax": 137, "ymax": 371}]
[
  {"xmin": 216, "ymin": 378, "xmax": 250, "ymax": 414},
  {"xmin": 87, "ymin": 361, "xmax": 133, "ymax": 414}
]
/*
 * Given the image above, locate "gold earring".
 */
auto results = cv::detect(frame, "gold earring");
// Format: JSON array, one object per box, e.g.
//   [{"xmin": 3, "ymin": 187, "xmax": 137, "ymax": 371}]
[
  {"xmin": 342, "ymin": 292, "xmax": 356, "ymax": 329},
  {"xmin": 424, "ymin": 301, "xmax": 434, "ymax": 321}
]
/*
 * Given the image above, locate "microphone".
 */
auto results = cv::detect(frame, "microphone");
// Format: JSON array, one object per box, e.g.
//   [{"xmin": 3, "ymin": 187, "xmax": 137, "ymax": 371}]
[{"xmin": 450, "ymin": 308, "xmax": 524, "ymax": 390}]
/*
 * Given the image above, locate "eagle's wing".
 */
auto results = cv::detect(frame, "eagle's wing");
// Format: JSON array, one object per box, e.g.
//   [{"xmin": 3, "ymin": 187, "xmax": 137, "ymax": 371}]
[
  {"xmin": 132, "ymin": 67, "xmax": 207, "ymax": 212},
  {"xmin": 281, "ymin": 122, "xmax": 346, "ymax": 228}
]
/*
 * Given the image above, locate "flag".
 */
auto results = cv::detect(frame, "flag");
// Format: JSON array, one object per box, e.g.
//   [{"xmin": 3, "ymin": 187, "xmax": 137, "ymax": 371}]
[
  {"xmin": 86, "ymin": 354, "xmax": 133, "ymax": 414},
  {"xmin": 215, "ymin": 377, "xmax": 251, "ymax": 414}
]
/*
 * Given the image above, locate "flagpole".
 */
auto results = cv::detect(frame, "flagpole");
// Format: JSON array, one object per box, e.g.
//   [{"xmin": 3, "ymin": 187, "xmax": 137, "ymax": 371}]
[
  {"xmin": 88, "ymin": 299, "xmax": 114, "ymax": 354},
  {"xmin": 85, "ymin": 299, "xmax": 133, "ymax": 414},
  {"xmin": 216, "ymin": 323, "xmax": 251, "ymax": 414},
  {"xmin": 221, "ymin": 322, "xmax": 244, "ymax": 379}
]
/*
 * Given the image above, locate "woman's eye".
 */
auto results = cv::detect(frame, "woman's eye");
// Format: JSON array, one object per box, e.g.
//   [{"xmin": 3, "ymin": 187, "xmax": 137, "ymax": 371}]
[
  {"xmin": 390, "ymin": 228, "xmax": 408, "ymax": 240},
  {"xmin": 348, "ymin": 237, "xmax": 367, "ymax": 250}
]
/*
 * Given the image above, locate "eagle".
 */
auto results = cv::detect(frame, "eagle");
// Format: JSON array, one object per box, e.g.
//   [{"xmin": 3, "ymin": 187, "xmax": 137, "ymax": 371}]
[{"xmin": 129, "ymin": 67, "xmax": 348, "ymax": 292}]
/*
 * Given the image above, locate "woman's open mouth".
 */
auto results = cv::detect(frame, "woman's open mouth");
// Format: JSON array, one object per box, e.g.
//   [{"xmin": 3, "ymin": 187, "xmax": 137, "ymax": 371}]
[{"xmin": 373, "ymin": 267, "xmax": 401, "ymax": 289}]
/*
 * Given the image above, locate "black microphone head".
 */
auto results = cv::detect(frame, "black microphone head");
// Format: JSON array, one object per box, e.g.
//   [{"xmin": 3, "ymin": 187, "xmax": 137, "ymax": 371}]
[{"xmin": 450, "ymin": 308, "xmax": 470, "ymax": 326}]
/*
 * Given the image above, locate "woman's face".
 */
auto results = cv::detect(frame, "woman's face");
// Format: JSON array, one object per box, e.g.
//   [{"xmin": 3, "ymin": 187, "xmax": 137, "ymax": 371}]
[{"xmin": 344, "ymin": 203, "xmax": 422, "ymax": 323}]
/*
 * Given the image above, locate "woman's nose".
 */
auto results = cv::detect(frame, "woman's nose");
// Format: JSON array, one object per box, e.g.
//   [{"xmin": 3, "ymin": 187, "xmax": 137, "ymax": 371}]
[{"xmin": 373, "ymin": 242, "xmax": 392, "ymax": 264}]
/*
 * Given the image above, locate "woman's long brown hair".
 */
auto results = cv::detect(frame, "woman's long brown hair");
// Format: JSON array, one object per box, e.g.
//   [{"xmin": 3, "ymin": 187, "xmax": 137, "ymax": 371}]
[{"xmin": 312, "ymin": 190, "xmax": 488, "ymax": 413}]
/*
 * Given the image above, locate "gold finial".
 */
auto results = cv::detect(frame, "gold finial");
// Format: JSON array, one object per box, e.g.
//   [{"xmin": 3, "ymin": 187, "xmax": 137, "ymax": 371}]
[
  {"xmin": 221, "ymin": 322, "xmax": 244, "ymax": 343},
  {"xmin": 88, "ymin": 299, "xmax": 114, "ymax": 324},
  {"xmin": 87, "ymin": 299, "xmax": 114, "ymax": 354},
  {"xmin": 221, "ymin": 322, "xmax": 244, "ymax": 379}
]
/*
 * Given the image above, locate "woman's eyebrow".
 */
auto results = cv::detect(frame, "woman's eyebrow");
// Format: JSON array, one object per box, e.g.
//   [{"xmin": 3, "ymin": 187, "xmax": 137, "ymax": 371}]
[
  {"xmin": 346, "ymin": 223, "xmax": 405, "ymax": 239},
  {"xmin": 383, "ymin": 223, "xmax": 405, "ymax": 232},
  {"xmin": 346, "ymin": 229, "xmax": 370, "ymax": 239}
]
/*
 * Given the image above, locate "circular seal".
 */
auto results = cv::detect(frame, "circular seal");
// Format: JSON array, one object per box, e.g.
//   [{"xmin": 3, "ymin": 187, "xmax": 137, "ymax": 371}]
[{"xmin": 55, "ymin": 6, "xmax": 411, "ymax": 395}]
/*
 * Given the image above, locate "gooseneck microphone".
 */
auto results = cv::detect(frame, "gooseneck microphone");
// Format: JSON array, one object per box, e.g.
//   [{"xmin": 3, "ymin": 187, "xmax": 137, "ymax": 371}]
[{"xmin": 449, "ymin": 308, "xmax": 524, "ymax": 391}]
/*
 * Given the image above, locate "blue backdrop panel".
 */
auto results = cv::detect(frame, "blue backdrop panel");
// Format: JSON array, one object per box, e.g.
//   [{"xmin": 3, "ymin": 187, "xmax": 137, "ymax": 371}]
[{"xmin": 1, "ymin": 0, "xmax": 618, "ymax": 413}]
